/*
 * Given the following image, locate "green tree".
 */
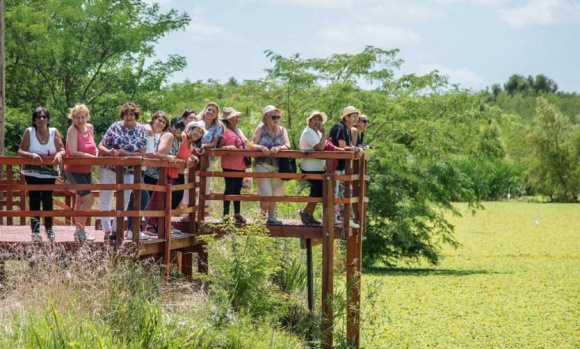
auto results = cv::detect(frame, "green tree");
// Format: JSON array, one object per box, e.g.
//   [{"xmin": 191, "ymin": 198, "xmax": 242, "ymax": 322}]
[
  {"xmin": 525, "ymin": 98, "xmax": 580, "ymax": 202},
  {"xmin": 4, "ymin": 0, "xmax": 189, "ymax": 150}
]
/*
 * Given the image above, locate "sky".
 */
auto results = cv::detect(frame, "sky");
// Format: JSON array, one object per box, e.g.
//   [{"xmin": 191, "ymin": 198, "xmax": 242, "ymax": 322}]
[{"xmin": 145, "ymin": 0, "xmax": 580, "ymax": 93}]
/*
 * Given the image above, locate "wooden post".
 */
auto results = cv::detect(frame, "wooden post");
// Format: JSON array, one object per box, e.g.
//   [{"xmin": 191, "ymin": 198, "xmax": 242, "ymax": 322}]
[
  {"xmin": 114, "ymin": 166, "xmax": 124, "ymax": 249},
  {"xmin": 0, "ymin": 3, "xmax": 6, "ymax": 224},
  {"xmin": 321, "ymin": 173, "xmax": 335, "ymax": 348},
  {"xmin": 198, "ymin": 154, "xmax": 207, "ymax": 220}
]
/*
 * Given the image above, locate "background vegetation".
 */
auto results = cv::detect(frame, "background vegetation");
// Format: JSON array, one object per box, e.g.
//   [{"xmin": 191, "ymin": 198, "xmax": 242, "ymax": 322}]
[
  {"xmin": 4, "ymin": 0, "xmax": 580, "ymax": 267},
  {"xmin": 1, "ymin": 202, "xmax": 578, "ymax": 348}
]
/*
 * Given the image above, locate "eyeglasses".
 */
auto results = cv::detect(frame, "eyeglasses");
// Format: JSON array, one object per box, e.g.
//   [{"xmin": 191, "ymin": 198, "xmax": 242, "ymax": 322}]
[
  {"xmin": 360, "ymin": 120, "xmax": 369, "ymax": 124},
  {"xmin": 271, "ymin": 115, "xmax": 281, "ymax": 120}
]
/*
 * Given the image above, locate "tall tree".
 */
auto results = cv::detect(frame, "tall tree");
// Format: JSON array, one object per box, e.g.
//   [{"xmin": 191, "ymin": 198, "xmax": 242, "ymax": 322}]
[
  {"xmin": 4, "ymin": 0, "xmax": 189, "ymax": 140},
  {"xmin": 525, "ymin": 97, "xmax": 579, "ymax": 202}
]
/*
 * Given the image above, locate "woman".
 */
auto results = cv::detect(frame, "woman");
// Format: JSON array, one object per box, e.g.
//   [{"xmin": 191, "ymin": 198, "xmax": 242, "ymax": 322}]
[
  {"xmin": 351, "ymin": 114, "xmax": 369, "ymax": 148},
  {"xmin": 97, "ymin": 102, "xmax": 148, "ymax": 242},
  {"xmin": 64, "ymin": 104, "xmax": 97, "ymax": 242},
  {"xmin": 18, "ymin": 106, "xmax": 66, "ymax": 242},
  {"xmin": 197, "ymin": 102, "xmax": 223, "ymax": 212},
  {"xmin": 328, "ymin": 106, "xmax": 362, "ymax": 229},
  {"xmin": 298, "ymin": 111, "xmax": 327, "ymax": 226},
  {"xmin": 142, "ymin": 111, "xmax": 179, "ymax": 235},
  {"xmin": 217, "ymin": 107, "xmax": 248, "ymax": 224},
  {"xmin": 250, "ymin": 105, "xmax": 290, "ymax": 225},
  {"xmin": 182, "ymin": 109, "xmax": 196, "ymax": 126}
]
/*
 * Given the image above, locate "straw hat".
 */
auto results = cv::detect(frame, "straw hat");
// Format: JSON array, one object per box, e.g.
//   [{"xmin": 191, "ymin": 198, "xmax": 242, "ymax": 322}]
[
  {"xmin": 306, "ymin": 111, "xmax": 328, "ymax": 125},
  {"xmin": 341, "ymin": 106, "xmax": 361, "ymax": 119},
  {"xmin": 220, "ymin": 107, "xmax": 242, "ymax": 120}
]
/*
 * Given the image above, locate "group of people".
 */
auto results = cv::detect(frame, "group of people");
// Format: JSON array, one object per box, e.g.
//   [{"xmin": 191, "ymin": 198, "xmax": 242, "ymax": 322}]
[{"xmin": 17, "ymin": 102, "xmax": 369, "ymax": 242}]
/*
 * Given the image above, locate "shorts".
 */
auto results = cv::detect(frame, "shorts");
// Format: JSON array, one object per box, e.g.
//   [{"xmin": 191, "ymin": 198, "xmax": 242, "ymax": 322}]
[{"xmin": 65, "ymin": 171, "xmax": 92, "ymax": 197}]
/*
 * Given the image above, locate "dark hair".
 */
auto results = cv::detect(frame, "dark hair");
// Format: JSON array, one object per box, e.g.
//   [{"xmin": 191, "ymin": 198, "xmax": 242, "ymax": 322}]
[
  {"xmin": 31, "ymin": 106, "xmax": 50, "ymax": 128},
  {"xmin": 119, "ymin": 102, "xmax": 141, "ymax": 120},
  {"xmin": 170, "ymin": 116, "xmax": 185, "ymax": 130},
  {"xmin": 182, "ymin": 109, "xmax": 196, "ymax": 119},
  {"xmin": 148, "ymin": 110, "xmax": 169, "ymax": 132}
]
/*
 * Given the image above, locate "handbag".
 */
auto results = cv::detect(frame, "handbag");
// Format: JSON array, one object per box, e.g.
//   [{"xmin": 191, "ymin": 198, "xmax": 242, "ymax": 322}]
[
  {"xmin": 244, "ymin": 156, "xmax": 252, "ymax": 168},
  {"xmin": 278, "ymin": 157, "xmax": 297, "ymax": 181},
  {"xmin": 324, "ymin": 137, "xmax": 339, "ymax": 173}
]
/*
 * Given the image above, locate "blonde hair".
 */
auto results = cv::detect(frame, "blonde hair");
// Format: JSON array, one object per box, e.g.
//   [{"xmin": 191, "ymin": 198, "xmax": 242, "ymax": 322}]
[
  {"xmin": 67, "ymin": 104, "xmax": 90, "ymax": 120},
  {"xmin": 197, "ymin": 102, "xmax": 223, "ymax": 129}
]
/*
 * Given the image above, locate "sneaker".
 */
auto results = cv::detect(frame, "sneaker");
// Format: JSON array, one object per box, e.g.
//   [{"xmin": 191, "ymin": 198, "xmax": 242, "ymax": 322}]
[
  {"xmin": 234, "ymin": 214, "xmax": 247, "ymax": 224},
  {"xmin": 266, "ymin": 216, "xmax": 283, "ymax": 225},
  {"xmin": 126, "ymin": 230, "xmax": 150, "ymax": 241},
  {"xmin": 299, "ymin": 209, "xmax": 310, "ymax": 225},
  {"xmin": 334, "ymin": 218, "xmax": 343, "ymax": 226},
  {"xmin": 349, "ymin": 220, "xmax": 360, "ymax": 229},
  {"xmin": 46, "ymin": 228, "xmax": 55, "ymax": 242},
  {"xmin": 31, "ymin": 231, "xmax": 42, "ymax": 242},
  {"xmin": 309, "ymin": 215, "xmax": 322, "ymax": 226},
  {"xmin": 74, "ymin": 230, "xmax": 95, "ymax": 242},
  {"xmin": 171, "ymin": 227, "xmax": 183, "ymax": 235}
]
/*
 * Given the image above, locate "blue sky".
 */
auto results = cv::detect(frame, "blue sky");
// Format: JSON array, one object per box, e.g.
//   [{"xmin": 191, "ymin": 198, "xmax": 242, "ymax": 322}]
[{"xmin": 146, "ymin": 0, "xmax": 580, "ymax": 93}]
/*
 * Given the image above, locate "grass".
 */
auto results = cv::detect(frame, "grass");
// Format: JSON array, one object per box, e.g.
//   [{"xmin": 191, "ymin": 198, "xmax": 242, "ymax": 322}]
[
  {"xmin": 362, "ymin": 202, "xmax": 580, "ymax": 348},
  {"xmin": 1, "ymin": 201, "xmax": 578, "ymax": 348}
]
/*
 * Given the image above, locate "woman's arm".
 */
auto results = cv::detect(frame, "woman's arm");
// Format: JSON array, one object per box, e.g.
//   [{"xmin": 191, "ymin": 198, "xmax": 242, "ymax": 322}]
[
  {"xmin": 145, "ymin": 133, "xmax": 175, "ymax": 161},
  {"xmin": 53, "ymin": 129, "xmax": 66, "ymax": 164},
  {"xmin": 250, "ymin": 125, "xmax": 270, "ymax": 154}
]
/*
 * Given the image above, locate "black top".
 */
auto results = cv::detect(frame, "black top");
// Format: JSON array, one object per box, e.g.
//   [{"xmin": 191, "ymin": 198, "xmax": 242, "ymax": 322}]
[{"xmin": 329, "ymin": 120, "xmax": 351, "ymax": 171}]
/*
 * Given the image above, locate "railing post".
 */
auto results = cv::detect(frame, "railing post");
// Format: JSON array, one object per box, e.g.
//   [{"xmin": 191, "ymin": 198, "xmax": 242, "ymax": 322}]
[
  {"xmin": 114, "ymin": 165, "xmax": 124, "ymax": 249},
  {"xmin": 322, "ymin": 173, "xmax": 335, "ymax": 348}
]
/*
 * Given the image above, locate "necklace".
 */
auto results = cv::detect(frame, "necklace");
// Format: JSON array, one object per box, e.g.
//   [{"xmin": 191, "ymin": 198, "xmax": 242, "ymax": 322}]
[{"xmin": 36, "ymin": 129, "xmax": 49, "ymax": 144}]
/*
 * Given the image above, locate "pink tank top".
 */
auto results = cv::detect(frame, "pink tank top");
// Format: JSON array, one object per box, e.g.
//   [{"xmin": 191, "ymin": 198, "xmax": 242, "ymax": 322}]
[{"xmin": 65, "ymin": 126, "xmax": 97, "ymax": 174}]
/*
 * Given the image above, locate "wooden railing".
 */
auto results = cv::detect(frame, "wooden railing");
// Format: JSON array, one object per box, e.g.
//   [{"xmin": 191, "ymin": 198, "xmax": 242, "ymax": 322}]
[{"xmin": 0, "ymin": 150, "xmax": 368, "ymax": 349}]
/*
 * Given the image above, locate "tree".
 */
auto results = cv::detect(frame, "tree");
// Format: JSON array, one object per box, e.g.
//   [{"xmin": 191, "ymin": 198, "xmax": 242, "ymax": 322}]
[
  {"xmin": 4, "ymin": 0, "xmax": 189, "ymax": 151},
  {"xmin": 525, "ymin": 98, "xmax": 579, "ymax": 202}
]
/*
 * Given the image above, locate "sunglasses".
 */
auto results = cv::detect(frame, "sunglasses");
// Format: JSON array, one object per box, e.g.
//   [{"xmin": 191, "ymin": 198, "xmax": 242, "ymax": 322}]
[
  {"xmin": 271, "ymin": 115, "xmax": 281, "ymax": 120},
  {"xmin": 34, "ymin": 115, "xmax": 48, "ymax": 120},
  {"xmin": 360, "ymin": 120, "xmax": 369, "ymax": 124}
]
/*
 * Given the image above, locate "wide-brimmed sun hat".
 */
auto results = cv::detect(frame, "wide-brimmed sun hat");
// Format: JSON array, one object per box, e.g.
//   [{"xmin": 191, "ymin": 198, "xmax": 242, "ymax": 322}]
[
  {"xmin": 185, "ymin": 120, "xmax": 208, "ymax": 137},
  {"xmin": 306, "ymin": 110, "xmax": 327, "ymax": 125},
  {"xmin": 262, "ymin": 105, "xmax": 284, "ymax": 117},
  {"xmin": 220, "ymin": 107, "xmax": 242, "ymax": 120},
  {"xmin": 341, "ymin": 106, "xmax": 361, "ymax": 119}
]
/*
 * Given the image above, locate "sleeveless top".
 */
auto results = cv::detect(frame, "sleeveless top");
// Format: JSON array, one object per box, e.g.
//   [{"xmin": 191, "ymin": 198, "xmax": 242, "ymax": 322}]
[
  {"xmin": 144, "ymin": 132, "xmax": 165, "ymax": 179},
  {"xmin": 65, "ymin": 126, "xmax": 96, "ymax": 174},
  {"xmin": 21, "ymin": 127, "xmax": 59, "ymax": 179},
  {"xmin": 254, "ymin": 125, "xmax": 285, "ymax": 168}
]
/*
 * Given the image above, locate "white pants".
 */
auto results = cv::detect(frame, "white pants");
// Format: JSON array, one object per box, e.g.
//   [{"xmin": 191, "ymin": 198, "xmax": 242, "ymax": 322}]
[{"xmin": 99, "ymin": 167, "xmax": 134, "ymax": 232}]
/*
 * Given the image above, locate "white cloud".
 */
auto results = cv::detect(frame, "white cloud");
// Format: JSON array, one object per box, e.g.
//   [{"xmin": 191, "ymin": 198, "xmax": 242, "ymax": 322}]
[
  {"xmin": 418, "ymin": 64, "xmax": 485, "ymax": 86},
  {"xmin": 430, "ymin": 0, "xmax": 510, "ymax": 6},
  {"xmin": 314, "ymin": 24, "xmax": 420, "ymax": 56},
  {"xmin": 501, "ymin": 0, "xmax": 580, "ymax": 28}
]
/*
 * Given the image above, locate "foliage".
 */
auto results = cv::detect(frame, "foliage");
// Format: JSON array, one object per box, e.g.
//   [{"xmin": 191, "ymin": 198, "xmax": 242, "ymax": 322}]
[
  {"xmin": 0, "ymin": 242, "xmax": 310, "ymax": 348},
  {"xmin": 524, "ymin": 98, "xmax": 580, "ymax": 202},
  {"xmin": 4, "ymin": 0, "xmax": 190, "ymax": 140}
]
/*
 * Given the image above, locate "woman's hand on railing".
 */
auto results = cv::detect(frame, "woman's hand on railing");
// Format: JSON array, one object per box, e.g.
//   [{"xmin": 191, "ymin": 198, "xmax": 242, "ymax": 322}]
[{"xmin": 32, "ymin": 153, "xmax": 43, "ymax": 164}]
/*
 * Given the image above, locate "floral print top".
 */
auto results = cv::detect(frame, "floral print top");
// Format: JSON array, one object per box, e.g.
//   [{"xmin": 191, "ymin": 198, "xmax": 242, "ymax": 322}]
[{"xmin": 100, "ymin": 121, "xmax": 148, "ymax": 174}]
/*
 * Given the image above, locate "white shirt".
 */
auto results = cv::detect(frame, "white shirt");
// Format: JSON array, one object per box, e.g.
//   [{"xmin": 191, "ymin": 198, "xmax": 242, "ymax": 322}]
[{"xmin": 299, "ymin": 126, "xmax": 325, "ymax": 172}]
